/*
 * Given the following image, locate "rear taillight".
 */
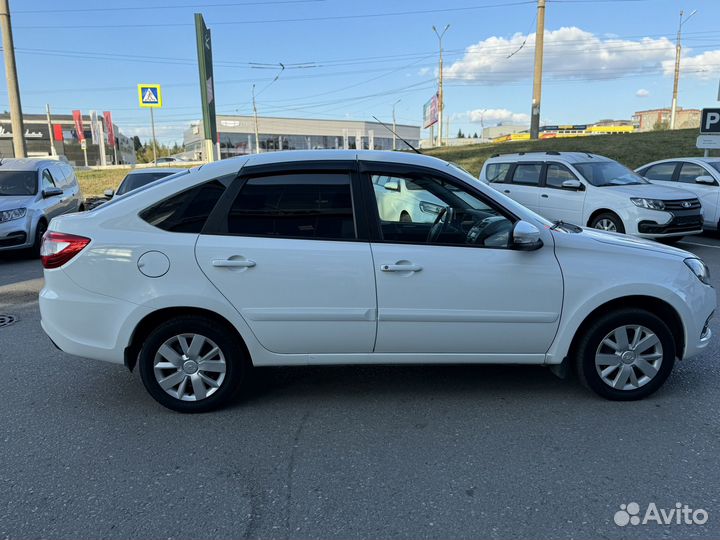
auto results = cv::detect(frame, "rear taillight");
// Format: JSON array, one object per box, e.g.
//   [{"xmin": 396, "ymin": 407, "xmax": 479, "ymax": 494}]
[{"xmin": 40, "ymin": 231, "xmax": 91, "ymax": 269}]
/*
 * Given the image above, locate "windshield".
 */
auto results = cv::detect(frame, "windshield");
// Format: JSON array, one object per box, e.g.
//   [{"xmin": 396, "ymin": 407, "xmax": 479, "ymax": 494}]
[
  {"xmin": 0, "ymin": 171, "xmax": 37, "ymax": 196},
  {"xmin": 116, "ymin": 171, "xmax": 177, "ymax": 196},
  {"xmin": 574, "ymin": 161, "xmax": 648, "ymax": 187}
]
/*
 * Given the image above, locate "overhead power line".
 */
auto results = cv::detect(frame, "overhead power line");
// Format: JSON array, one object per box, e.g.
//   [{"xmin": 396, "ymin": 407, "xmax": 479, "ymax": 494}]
[{"xmin": 13, "ymin": 0, "xmax": 325, "ymax": 14}]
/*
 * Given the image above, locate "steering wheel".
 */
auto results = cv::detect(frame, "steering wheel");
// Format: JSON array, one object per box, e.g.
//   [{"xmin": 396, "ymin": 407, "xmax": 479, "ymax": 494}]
[{"xmin": 427, "ymin": 206, "xmax": 454, "ymax": 243}]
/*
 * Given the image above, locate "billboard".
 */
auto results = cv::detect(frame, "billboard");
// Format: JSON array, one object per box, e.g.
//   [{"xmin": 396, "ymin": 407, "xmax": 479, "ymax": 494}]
[{"xmin": 423, "ymin": 93, "xmax": 439, "ymax": 129}]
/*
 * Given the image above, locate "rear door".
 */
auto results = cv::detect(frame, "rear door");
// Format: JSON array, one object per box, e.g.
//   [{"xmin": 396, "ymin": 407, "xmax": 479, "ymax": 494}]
[
  {"xmin": 39, "ymin": 168, "xmax": 64, "ymax": 219},
  {"xmin": 501, "ymin": 162, "xmax": 543, "ymax": 213},
  {"xmin": 195, "ymin": 161, "xmax": 377, "ymax": 355},
  {"xmin": 536, "ymin": 162, "xmax": 586, "ymax": 225}
]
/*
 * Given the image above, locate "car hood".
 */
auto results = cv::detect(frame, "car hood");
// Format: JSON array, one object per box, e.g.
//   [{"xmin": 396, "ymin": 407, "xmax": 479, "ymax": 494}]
[
  {"xmin": 576, "ymin": 227, "xmax": 693, "ymax": 258},
  {"xmin": 601, "ymin": 183, "xmax": 696, "ymax": 200},
  {"xmin": 0, "ymin": 195, "xmax": 35, "ymax": 211}
]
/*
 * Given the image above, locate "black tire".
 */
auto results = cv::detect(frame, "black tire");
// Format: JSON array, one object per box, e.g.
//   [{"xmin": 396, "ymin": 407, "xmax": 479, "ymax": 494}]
[
  {"xmin": 575, "ymin": 308, "xmax": 676, "ymax": 401},
  {"xmin": 78, "ymin": 204, "xmax": 85, "ymax": 212},
  {"xmin": 589, "ymin": 212, "xmax": 625, "ymax": 234},
  {"xmin": 138, "ymin": 316, "xmax": 248, "ymax": 413},
  {"xmin": 31, "ymin": 219, "xmax": 47, "ymax": 258},
  {"xmin": 400, "ymin": 211, "xmax": 412, "ymax": 223}
]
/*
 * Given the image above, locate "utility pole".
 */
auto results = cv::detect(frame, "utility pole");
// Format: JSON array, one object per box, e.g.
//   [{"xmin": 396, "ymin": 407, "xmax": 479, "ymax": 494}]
[
  {"xmin": 670, "ymin": 9, "xmax": 697, "ymax": 130},
  {"xmin": 252, "ymin": 84, "xmax": 260, "ymax": 154},
  {"xmin": 392, "ymin": 98, "xmax": 401, "ymax": 150},
  {"xmin": 530, "ymin": 0, "xmax": 546, "ymax": 139},
  {"xmin": 45, "ymin": 104, "xmax": 56, "ymax": 157},
  {"xmin": 0, "ymin": 0, "xmax": 26, "ymax": 157},
  {"xmin": 433, "ymin": 24, "xmax": 450, "ymax": 147},
  {"xmin": 149, "ymin": 108, "xmax": 157, "ymax": 165}
]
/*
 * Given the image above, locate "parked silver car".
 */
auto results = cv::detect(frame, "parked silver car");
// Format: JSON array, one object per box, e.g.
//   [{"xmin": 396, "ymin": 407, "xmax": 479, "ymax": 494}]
[{"xmin": 0, "ymin": 158, "xmax": 84, "ymax": 254}]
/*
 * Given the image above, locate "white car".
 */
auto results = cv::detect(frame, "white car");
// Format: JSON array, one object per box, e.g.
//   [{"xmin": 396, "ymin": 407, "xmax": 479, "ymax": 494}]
[
  {"xmin": 636, "ymin": 157, "xmax": 720, "ymax": 232},
  {"xmin": 39, "ymin": 150, "xmax": 715, "ymax": 412},
  {"xmin": 480, "ymin": 152, "xmax": 703, "ymax": 242}
]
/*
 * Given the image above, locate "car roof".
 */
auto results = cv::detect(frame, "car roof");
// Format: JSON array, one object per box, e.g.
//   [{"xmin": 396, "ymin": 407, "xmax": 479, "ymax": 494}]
[
  {"xmin": 125, "ymin": 167, "xmax": 182, "ymax": 175},
  {"xmin": 191, "ymin": 150, "xmax": 453, "ymax": 178},
  {"xmin": 0, "ymin": 158, "xmax": 60, "ymax": 171},
  {"xmin": 484, "ymin": 151, "xmax": 612, "ymax": 164}
]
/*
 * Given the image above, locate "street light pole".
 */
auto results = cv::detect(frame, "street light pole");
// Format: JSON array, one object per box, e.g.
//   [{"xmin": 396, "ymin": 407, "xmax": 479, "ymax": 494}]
[
  {"xmin": 252, "ymin": 84, "xmax": 260, "ymax": 154},
  {"xmin": 0, "ymin": 0, "xmax": 26, "ymax": 157},
  {"xmin": 392, "ymin": 98, "xmax": 401, "ymax": 150},
  {"xmin": 530, "ymin": 0, "xmax": 546, "ymax": 139},
  {"xmin": 433, "ymin": 24, "xmax": 450, "ymax": 147},
  {"xmin": 670, "ymin": 9, "xmax": 697, "ymax": 130}
]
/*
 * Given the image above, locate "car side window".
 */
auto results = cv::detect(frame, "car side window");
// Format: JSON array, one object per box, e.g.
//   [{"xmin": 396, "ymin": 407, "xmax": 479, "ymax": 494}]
[
  {"xmin": 141, "ymin": 179, "xmax": 228, "ymax": 233},
  {"xmin": 369, "ymin": 172, "xmax": 514, "ymax": 249},
  {"xmin": 510, "ymin": 163, "xmax": 542, "ymax": 186},
  {"xmin": 678, "ymin": 163, "xmax": 711, "ymax": 184},
  {"xmin": 51, "ymin": 164, "xmax": 67, "ymax": 188},
  {"xmin": 643, "ymin": 163, "xmax": 677, "ymax": 182},
  {"xmin": 61, "ymin": 163, "xmax": 76, "ymax": 186},
  {"xmin": 226, "ymin": 172, "xmax": 356, "ymax": 240},
  {"xmin": 485, "ymin": 163, "xmax": 511, "ymax": 183},
  {"xmin": 41, "ymin": 169, "xmax": 56, "ymax": 189},
  {"xmin": 545, "ymin": 163, "xmax": 578, "ymax": 188}
]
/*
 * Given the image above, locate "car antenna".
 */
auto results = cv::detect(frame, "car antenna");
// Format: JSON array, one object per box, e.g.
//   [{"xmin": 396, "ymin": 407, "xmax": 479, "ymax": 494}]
[{"xmin": 371, "ymin": 115, "xmax": 421, "ymax": 154}]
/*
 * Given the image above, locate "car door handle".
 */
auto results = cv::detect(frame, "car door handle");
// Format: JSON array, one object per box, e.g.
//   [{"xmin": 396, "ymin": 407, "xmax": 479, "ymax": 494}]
[
  {"xmin": 212, "ymin": 258, "xmax": 256, "ymax": 268},
  {"xmin": 381, "ymin": 264, "xmax": 422, "ymax": 273},
  {"xmin": 503, "ymin": 189, "xmax": 511, "ymax": 194},
  {"xmin": 541, "ymin": 194, "xmax": 549, "ymax": 198}
]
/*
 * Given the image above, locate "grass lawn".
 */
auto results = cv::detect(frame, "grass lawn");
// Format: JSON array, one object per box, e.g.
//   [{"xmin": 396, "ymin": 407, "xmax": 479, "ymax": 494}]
[
  {"xmin": 423, "ymin": 128, "xmax": 703, "ymax": 177},
  {"xmin": 76, "ymin": 165, "xmax": 194, "ymax": 197}
]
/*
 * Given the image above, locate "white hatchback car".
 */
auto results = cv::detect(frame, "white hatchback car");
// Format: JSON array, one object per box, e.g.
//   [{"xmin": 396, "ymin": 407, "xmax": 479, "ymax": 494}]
[
  {"xmin": 39, "ymin": 151, "xmax": 715, "ymax": 412},
  {"xmin": 480, "ymin": 152, "xmax": 703, "ymax": 242},
  {"xmin": 636, "ymin": 157, "xmax": 720, "ymax": 232}
]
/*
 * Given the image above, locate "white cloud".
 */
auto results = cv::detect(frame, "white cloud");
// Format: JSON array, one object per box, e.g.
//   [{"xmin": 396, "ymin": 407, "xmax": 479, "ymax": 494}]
[
  {"xmin": 445, "ymin": 27, "xmax": 677, "ymax": 83},
  {"xmin": 636, "ymin": 88, "xmax": 650, "ymax": 97},
  {"xmin": 664, "ymin": 49, "xmax": 720, "ymax": 80},
  {"xmin": 465, "ymin": 108, "xmax": 530, "ymax": 125}
]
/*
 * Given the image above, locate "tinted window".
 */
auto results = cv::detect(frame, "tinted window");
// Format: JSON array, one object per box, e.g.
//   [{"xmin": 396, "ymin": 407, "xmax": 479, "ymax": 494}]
[
  {"xmin": 41, "ymin": 169, "xmax": 56, "ymax": 189},
  {"xmin": 678, "ymin": 163, "xmax": 710, "ymax": 184},
  {"xmin": 370, "ymin": 172, "xmax": 513, "ymax": 248},
  {"xmin": 642, "ymin": 162, "xmax": 677, "ymax": 182},
  {"xmin": 545, "ymin": 164, "xmax": 578, "ymax": 188},
  {"xmin": 511, "ymin": 164, "xmax": 542, "ymax": 186},
  {"xmin": 227, "ymin": 173, "xmax": 355, "ymax": 240},
  {"xmin": 141, "ymin": 179, "xmax": 227, "ymax": 233},
  {"xmin": 117, "ymin": 171, "xmax": 176, "ymax": 195},
  {"xmin": 574, "ymin": 161, "xmax": 647, "ymax": 187},
  {"xmin": 0, "ymin": 171, "xmax": 38, "ymax": 196},
  {"xmin": 485, "ymin": 163, "xmax": 511, "ymax": 183}
]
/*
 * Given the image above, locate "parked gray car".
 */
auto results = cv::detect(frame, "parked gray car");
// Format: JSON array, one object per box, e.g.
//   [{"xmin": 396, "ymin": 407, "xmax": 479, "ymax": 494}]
[{"xmin": 0, "ymin": 158, "xmax": 84, "ymax": 254}]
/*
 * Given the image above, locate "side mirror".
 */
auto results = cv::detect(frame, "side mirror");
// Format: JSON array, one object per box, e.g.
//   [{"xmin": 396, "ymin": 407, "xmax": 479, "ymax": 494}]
[
  {"xmin": 383, "ymin": 180, "xmax": 400, "ymax": 191},
  {"xmin": 512, "ymin": 220, "xmax": 543, "ymax": 251},
  {"xmin": 42, "ymin": 187, "xmax": 63, "ymax": 198},
  {"xmin": 104, "ymin": 189, "xmax": 115, "ymax": 198},
  {"xmin": 561, "ymin": 179, "xmax": 583, "ymax": 190},
  {"xmin": 696, "ymin": 175, "xmax": 716, "ymax": 185}
]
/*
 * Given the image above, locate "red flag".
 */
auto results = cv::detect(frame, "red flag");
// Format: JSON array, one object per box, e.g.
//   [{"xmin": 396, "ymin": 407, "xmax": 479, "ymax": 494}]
[
  {"xmin": 103, "ymin": 111, "xmax": 116, "ymax": 146},
  {"xmin": 72, "ymin": 110, "xmax": 85, "ymax": 141},
  {"xmin": 53, "ymin": 125, "xmax": 64, "ymax": 142}
]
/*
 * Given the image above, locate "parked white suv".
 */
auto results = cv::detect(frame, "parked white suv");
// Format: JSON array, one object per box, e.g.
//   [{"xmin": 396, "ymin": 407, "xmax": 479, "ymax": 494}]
[
  {"xmin": 39, "ymin": 151, "xmax": 715, "ymax": 412},
  {"xmin": 636, "ymin": 157, "xmax": 720, "ymax": 232},
  {"xmin": 480, "ymin": 152, "xmax": 703, "ymax": 241}
]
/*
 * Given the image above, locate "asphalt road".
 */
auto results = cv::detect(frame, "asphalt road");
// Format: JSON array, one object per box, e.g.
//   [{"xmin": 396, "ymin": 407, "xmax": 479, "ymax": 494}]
[{"xmin": 1, "ymin": 236, "xmax": 719, "ymax": 539}]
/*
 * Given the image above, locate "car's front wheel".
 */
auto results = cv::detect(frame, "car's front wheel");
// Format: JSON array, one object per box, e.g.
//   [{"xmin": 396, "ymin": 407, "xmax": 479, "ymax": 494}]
[
  {"xmin": 138, "ymin": 316, "xmax": 247, "ymax": 412},
  {"xmin": 589, "ymin": 212, "xmax": 625, "ymax": 234},
  {"xmin": 575, "ymin": 308, "xmax": 675, "ymax": 400}
]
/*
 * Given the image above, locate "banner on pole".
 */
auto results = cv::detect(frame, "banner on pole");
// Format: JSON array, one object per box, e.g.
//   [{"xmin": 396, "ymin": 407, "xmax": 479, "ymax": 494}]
[
  {"xmin": 72, "ymin": 110, "xmax": 85, "ymax": 141},
  {"xmin": 103, "ymin": 111, "xmax": 116, "ymax": 147},
  {"xmin": 90, "ymin": 110, "xmax": 99, "ymax": 144}
]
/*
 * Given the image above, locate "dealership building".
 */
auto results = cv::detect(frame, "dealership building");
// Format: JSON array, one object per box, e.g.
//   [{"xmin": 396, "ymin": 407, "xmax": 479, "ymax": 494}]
[{"xmin": 182, "ymin": 115, "xmax": 421, "ymax": 160}]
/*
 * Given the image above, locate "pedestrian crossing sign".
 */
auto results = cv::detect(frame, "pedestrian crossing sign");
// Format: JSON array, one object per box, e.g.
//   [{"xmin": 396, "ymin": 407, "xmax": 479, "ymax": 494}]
[{"xmin": 138, "ymin": 84, "xmax": 162, "ymax": 108}]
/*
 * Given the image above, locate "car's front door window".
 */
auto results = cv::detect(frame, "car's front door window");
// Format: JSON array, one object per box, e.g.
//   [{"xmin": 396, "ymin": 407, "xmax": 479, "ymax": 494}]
[
  {"xmin": 41, "ymin": 169, "xmax": 56, "ymax": 190},
  {"xmin": 370, "ymin": 173, "xmax": 514, "ymax": 248}
]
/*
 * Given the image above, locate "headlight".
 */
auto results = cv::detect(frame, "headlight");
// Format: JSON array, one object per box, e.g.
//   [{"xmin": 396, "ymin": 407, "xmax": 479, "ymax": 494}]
[
  {"xmin": 631, "ymin": 198, "xmax": 665, "ymax": 210},
  {"xmin": 685, "ymin": 258, "xmax": 711, "ymax": 286},
  {"xmin": 0, "ymin": 208, "xmax": 27, "ymax": 223}
]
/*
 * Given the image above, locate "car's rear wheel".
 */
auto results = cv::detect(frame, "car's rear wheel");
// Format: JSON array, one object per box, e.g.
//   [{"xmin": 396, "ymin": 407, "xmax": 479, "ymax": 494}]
[
  {"xmin": 138, "ymin": 316, "xmax": 247, "ymax": 413},
  {"xmin": 575, "ymin": 309, "xmax": 675, "ymax": 400},
  {"xmin": 590, "ymin": 212, "xmax": 625, "ymax": 234},
  {"xmin": 400, "ymin": 211, "xmax": 412, "ymax": 223}
]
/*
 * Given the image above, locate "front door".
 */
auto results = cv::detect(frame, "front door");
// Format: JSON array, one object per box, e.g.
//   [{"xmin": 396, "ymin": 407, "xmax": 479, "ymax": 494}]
[
  {"xmin": 195, "ymin": 164, "xmax": 377, "ymax": 355},
  {"xmin": 362, "ymin": 163, "xmax": 564, "ymax": 359}
]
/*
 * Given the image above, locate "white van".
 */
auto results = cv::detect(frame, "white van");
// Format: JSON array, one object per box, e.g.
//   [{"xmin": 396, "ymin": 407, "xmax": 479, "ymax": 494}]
[{"xmin": 479, "ymin": 152, "xmax": 703, "ymax": 242}]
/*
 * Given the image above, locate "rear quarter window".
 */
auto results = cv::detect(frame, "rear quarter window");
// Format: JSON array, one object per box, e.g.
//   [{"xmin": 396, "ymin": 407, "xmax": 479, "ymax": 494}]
[
  {"xmin": 140, "ymin": 177, "xmax": 230, "ymax": 233},
  {"xmin": 485, "ymin": 163, "xmax": 511, "ymax": 183}
]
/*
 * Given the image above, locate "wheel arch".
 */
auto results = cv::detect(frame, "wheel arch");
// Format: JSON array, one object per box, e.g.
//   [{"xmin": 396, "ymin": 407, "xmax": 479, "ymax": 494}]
[
  {"xmin": 124, "ymin": 306, "xmax": 252, "ymax": 372},
  {"xmin": 587, "ymin": 208, "xmax": 620, "ymax": 228},
  {"xmin": 566, "ymin": 295, "xmax": 685, "ymax": 363}
]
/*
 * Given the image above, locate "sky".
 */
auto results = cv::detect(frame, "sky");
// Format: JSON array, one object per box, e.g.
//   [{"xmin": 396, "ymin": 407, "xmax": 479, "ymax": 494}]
[{"xmin": 2, "ymin": 0, "xmax": 720, "ymax": 145}]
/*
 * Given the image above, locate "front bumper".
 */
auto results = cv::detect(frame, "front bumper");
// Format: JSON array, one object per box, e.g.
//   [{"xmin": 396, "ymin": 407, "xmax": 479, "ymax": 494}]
[
  {"xmin": 0, "ymin": 217, "xmax": 32, "ymax": 251},
  {"xmin": 636, "ymin": 210, "xmax": 703, "ymax": 238}
]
